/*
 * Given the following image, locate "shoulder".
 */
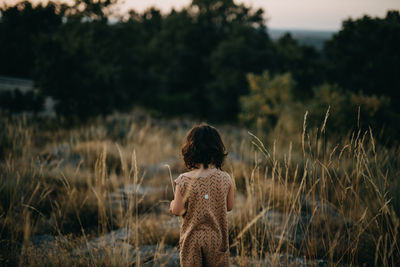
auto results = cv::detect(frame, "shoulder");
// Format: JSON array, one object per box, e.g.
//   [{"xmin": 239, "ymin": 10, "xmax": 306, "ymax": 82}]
[
  {"xmin": 182, "ymin": 170, "xmax": 196, "ymax": 177},
  {"xmin": 174, "ymin": 173, "xmax": 183, "ymax": 184},
  {"xmin": 177, "ymin": 169, "xmax": 200, "ymax": 179},
  {"xmin": 219, "ymin": 169, "xmax": 231, "ymax": 179},
  {"xmin": 219, "ymin": 170, "xmax": 234, "ymax": 186},
  {"xmin": 174, "ymin": 172, "xmax": 191, "ymax": 184}
]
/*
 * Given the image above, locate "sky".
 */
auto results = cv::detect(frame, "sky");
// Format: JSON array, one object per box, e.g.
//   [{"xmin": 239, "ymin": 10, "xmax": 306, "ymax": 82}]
[{"xmin": 3, "ymin": 0, "xmax": 400, "ymax": 31}]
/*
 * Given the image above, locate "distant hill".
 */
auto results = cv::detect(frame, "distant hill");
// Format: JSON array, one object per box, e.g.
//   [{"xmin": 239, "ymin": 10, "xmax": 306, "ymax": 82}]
[{"xmin": 269, "ymin": 28, "xmax": 336, "ymax": 50}]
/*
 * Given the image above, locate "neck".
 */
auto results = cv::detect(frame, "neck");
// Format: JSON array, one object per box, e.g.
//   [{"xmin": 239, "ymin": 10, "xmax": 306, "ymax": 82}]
[{"xmin": 197, "ymin": 163, "xmax": 216, "ymax": 170}]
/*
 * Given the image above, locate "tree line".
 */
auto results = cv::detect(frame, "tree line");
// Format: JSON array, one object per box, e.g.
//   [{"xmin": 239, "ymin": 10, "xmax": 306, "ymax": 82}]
[{"xmin": 0, "ymin": 0, "xmax": 399, "ymax": 135}]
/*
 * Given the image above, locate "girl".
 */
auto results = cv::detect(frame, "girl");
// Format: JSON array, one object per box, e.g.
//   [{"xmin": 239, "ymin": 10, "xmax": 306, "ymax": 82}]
[{"xmin": 170, "ymin": 124, "xmax": 235, "ymax": 267}]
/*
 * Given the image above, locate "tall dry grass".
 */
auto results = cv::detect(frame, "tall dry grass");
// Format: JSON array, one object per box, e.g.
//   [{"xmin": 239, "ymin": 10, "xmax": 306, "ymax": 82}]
[{"xmin": 0, "ymin": 110, "xmax": 399, "ymax": 266}]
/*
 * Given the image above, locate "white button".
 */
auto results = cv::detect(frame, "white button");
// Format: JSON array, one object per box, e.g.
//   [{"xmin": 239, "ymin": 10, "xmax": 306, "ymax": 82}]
[{"xmin": 204, "ymin": 194, "xmax": 209, "ymax": 199}]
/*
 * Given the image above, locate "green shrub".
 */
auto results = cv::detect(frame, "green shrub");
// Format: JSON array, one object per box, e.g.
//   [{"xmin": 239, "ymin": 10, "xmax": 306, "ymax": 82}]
[
  {"xmin": 239, "ymin": 73, "xmax": 395, "ymax": 142},
  {"xmin": 239, "ymin": 71, "xmax": 294, "ymax": 134},
  {"xmin": 307, "ymin": 83, "xmax": 392, "ymax": 139}
]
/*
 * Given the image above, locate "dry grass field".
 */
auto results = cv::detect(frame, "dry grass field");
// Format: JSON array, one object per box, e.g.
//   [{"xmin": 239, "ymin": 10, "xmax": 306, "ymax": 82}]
[{"xmin": 0, "ymin": 109, "xmax": 399, "ymax": 266}]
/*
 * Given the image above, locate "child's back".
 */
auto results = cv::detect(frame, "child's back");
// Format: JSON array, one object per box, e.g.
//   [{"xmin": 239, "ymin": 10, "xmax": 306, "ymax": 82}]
[
  {"xmin": 169, "ymin": 124, "xmax": 234, "ymax": 266},
  {"xmin": 175, "ymin": 169, "xmax": 233, "ymax": 266}
]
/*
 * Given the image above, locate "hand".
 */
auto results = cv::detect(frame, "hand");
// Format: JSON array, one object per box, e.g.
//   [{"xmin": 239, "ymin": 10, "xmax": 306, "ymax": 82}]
[{"xmin": 169, "ymin": 200, "xmax": 174, "ymax": 213}]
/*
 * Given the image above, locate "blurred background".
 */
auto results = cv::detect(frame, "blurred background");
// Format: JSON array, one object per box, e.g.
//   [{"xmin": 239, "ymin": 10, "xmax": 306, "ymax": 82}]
[
  {"xmin": 1, "ymin": 0, "xmax": 399, "ymax": 141},
  {"xmin": 1, "ymin": 1, "xmax": 400, "ymax": 266}
]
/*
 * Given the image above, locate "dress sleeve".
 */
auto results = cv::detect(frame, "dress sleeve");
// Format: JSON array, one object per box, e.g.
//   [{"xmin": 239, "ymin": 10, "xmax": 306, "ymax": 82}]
[
  {"xmin": 225, "ymin": 172, "xmax": 234, "ymax": 192},
  {"xmin": 174, "ymin": 174, "xmax": 186, "ymax": 197}
]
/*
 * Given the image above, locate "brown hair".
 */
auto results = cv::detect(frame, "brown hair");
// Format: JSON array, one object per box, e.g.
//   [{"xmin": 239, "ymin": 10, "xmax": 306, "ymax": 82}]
[{"xmin": 181, "ymin": 124, "xmax": 227, "ymax": 169}]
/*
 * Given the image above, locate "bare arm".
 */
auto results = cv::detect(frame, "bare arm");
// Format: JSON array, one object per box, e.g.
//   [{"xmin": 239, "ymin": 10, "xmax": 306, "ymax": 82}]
[
  {"xmin": 227, "ymin": 182, "xmax": 234, "ymax": 211},
  {"xmin": 170, "ymin": 184, "xmax": 186, "ymax": 216}
]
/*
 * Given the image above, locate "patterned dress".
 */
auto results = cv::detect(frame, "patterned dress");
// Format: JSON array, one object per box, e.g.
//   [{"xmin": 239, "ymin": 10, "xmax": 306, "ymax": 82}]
[{"xmin": 174, "ymin": 169, "xmax": 233, "ymax": 267}]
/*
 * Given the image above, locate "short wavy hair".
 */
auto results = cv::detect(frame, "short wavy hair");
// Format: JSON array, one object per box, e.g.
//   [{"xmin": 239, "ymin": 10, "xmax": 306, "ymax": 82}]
[{"xmin": 181, "ymin": 124, "xmax": 227, "ymax": 169}]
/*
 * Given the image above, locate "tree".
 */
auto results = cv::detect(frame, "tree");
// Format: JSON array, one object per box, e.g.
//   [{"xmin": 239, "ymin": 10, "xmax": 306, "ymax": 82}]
[
  {"xmin": 208, "ymin": 23, "xmax": 275, "ymax": 120},
  {"xmin": 33, "ymin": 19, "xmax": 124, "ymax": 119},
  {"xmin": 32, "ymin": 0, "xmax": 149, "ymax": 119},
  {"xmin": 0, "ymin": 0, "xmax": 277, "ymax": 121},
  {"xmin": 308, "ymin": 84, "xmax": 393, "ymax": 141},
  {"xmin": 145, "ymin": 0, "xmax": 275, "ymax": 121},
  {"xmin": 0, "ymin": 1, "xmax": 64, "ymax": 78},
  {"xmin": 324, "ymin": 11, "xmax": 400, "ymax": 111},
  {"xmin": 274, "ymin": 33, "xmax": 325, "ymax": 100},
  {"xmin": 67, "ymin": 0, "xmax": 118, "ymax": 21},
  {"xmin": 239, "ymin": 71, "xmax": 294, "ymax": 133}
]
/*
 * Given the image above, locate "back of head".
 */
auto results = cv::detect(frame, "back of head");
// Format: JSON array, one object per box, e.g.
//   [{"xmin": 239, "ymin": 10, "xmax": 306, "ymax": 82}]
[{"xmin": 181, "ymin": 123, "xmax": 227, "ymax": 169}]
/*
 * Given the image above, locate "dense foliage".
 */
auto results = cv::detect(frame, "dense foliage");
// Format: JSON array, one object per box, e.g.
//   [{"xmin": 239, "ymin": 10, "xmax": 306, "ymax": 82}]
[
  {"xmin": 0, "ymin": 0, "xmax": 399, "ymax": 139},
  {"xmin": 325, "ymin": 11, "xmax": 400, "ymax": 108}
]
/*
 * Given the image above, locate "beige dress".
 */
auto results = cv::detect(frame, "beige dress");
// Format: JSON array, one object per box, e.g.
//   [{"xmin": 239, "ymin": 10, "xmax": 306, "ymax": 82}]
[{"xmin": 174, "ymin": 169, "xmax": 233, "ymax": 267}]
